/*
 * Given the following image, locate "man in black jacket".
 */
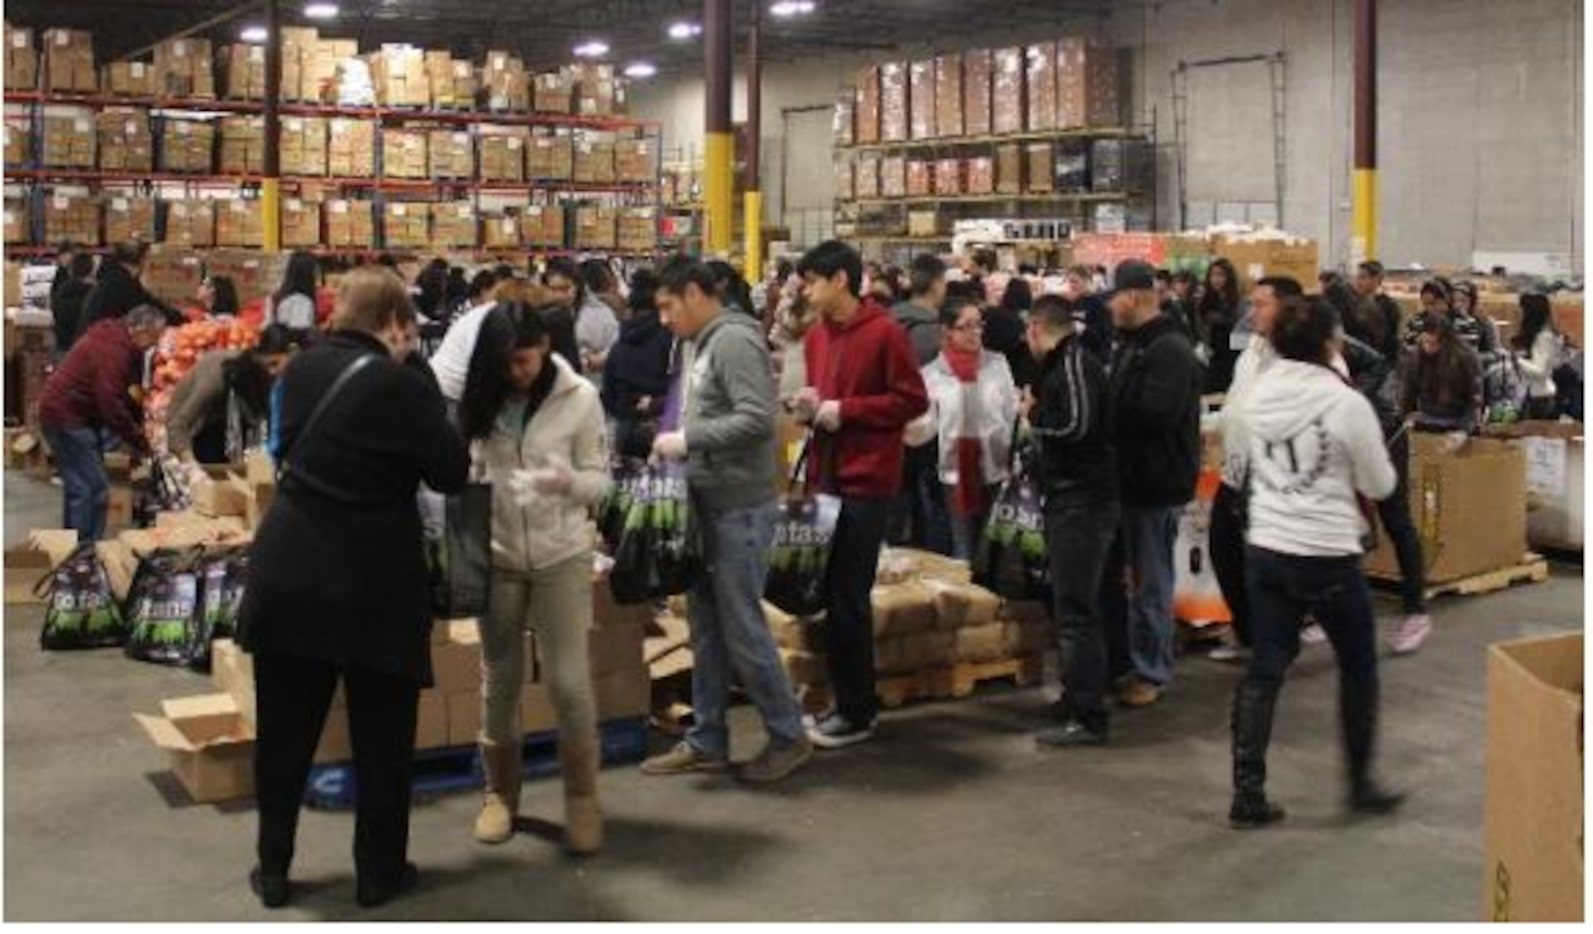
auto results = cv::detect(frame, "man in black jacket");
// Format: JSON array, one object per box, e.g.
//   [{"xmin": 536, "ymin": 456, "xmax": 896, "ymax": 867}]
[
  {"xmin": 1024, "ymin": 295, "xmax": 1120, "ymax": 748},
  {"xmin": 1103, "ymin": 260, "xmax": 1202, "ymax": 708},
  {"xmin": 74, "ymin": 240, "xmax": 180, "ymax": 340},
  {"xmin": 1353, "ymin": 260, "xmax": 1404, "ymax": 361}
]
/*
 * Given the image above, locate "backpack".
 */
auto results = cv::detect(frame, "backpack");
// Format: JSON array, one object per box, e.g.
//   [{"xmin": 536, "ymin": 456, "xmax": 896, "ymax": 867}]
[{"xmin": 1482, "ymin": 351, "xmax": 1529, "ymax": 424}]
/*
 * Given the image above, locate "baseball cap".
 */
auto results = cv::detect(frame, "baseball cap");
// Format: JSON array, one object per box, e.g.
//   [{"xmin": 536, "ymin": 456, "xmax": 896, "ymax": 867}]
[{"xmin": 1112, "ymin": 260, "xmax": 1157, "ymax": 292}]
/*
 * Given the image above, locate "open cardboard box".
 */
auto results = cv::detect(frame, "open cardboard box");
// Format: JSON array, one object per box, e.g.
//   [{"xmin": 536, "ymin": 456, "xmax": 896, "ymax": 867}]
[
  {"xmin": 133, "ymin": 694, "xmax": 255, "ymax": 804},
  {"xmin": 4, "ymin": 529, "xmax": 78, "ymax": 604}
]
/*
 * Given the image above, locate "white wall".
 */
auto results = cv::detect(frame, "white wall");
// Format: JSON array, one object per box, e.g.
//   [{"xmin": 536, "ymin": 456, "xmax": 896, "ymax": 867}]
[{"xmin": 631, "ymin": 0, "xmax": 1584, "ymax": 269}]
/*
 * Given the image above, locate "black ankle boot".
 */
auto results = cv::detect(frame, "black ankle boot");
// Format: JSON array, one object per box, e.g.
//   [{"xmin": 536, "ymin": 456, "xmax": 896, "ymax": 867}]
[
  {"xmin": 1229, "ymin": 680, "xmax": 1286, "ymax": 829},
  {"xmin": 1351, "ymin": 781, "xmax": 1407, "ymax": 815},
  {"xmin": 357, "ymin": 862, "xmax": 420, "ymax": 909},
  {"xmin": 249, "ymin": 866, "xmax": 290, "ymax": 909}
]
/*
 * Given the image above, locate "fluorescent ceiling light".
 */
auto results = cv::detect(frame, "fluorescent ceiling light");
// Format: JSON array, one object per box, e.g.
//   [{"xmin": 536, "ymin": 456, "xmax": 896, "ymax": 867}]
[
  {"xmin": 667, "ymin": 21, "xmax": 702, "ymax": 39},
  {"xmin": 239, "ymin": 24, "xmax": 268, "ymax": 43},
  {"xmin": 624, "ymin": 62, "xmax": 657, "ymax": 79},
  {"xmin": 573, "ymin": 40, "xmax": 610, "ymax": 58},
  {"xmin": 770, "ymin": 0, "xmax": 816, "ymax": 16},
  {"xmin": 304, "ymin": 2, "xmax": 339, "ymax": 19}
]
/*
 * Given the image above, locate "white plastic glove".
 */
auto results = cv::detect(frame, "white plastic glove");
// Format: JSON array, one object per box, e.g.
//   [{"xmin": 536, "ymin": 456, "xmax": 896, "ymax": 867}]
[
  {"xmin": 652, "ymin": 431, "xmax": 688, "ymax": 462},
  {"xmin": 815, "ymin": 400, "xmax": 842, "ymax": 432},
  {"xmin": 529, "ymin": 460, "xmax": 574, "ymax": 496}
]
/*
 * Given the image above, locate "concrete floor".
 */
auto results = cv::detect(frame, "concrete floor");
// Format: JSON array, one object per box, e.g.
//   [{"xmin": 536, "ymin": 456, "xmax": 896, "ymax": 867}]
[{"xmin": 2, "ymin": 470, "xmax": 1583, "ymax": 921}]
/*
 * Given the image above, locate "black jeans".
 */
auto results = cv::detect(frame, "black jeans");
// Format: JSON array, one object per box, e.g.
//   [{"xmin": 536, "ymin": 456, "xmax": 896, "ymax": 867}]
[
  {"xmin": 254, "ymin": 653, "xmax": 420, "ymax": 883},
  {"xmin": 1209, "ymin": 482, "xmax": 1251, "ymax": 647},
  {"xmin": 1378, "ymin": 432, "xmax": 1427, "ymax": 615},
  {"xmin": 1045, "ymin": 497, "xmax": 1122, "ymax": 733},
  {"xmin": 888, "ymin": 443, "xmax": 951, "ymax": 555},
  {"xmin": 824, "ymin": 496, "xmax": 893, "ymax": 725},
  {"xmin": 1243, "ymin": 547, "xmax": 1381, "ymax": 787}
]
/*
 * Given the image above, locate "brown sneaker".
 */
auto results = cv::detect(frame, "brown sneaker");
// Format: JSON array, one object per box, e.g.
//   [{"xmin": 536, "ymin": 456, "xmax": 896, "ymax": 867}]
[
  {"xmin": 738, "ymin": 737, "xmax": 814, "ymax": 784},
  {"xmin": 640, "ymin": 742, "xmax": 729, "ymax": 776},
  {"xmin": 1117, "ymin": 679, "xmax": 1163, "ymax": 708}
]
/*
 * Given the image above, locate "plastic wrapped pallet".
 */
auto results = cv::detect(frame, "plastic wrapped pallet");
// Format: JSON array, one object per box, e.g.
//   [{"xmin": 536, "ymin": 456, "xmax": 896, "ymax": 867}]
[
  {"xmin": 568, "ymin": 63, "xmax": 619, "ymax": 117},
  {"xmin": 219, "ymin": 43, "xmax": 266, "ymax": 100},
  {"xmin": 880, "ymin": 61, "xmax": 909, "ymax": 143},
  {"xmin": 909, "ymin": 60, "xmax": 935, "ymax": 141},
  {"xmin": 483, "ymin": 51, "xmax": 530, "ymax": 112},
  {"xmin": 479, "ymin": 133, "xmax": 527, "ymax": 182},
  {"xmin": 104, "ymin": 196, "xmax": 156, "ymax": 244},
  {"xmin": 833, "ymin": 89, "xmax": 855, "ymax": 146},
  {"xmin": 104, "ymin": 61, "xmax": 154, "ymax": 97},
  {"xmin": 428, "ymin": 130, "xmax": 473, "ymax": 179},
  {"xmin": 1059, "ymin": 37, "xmax": 1121, "ymax": 128},
  {"xmin": 906, "ymin": 159, "xmax": 932, "ymax": 197},
  {"xmin": 218, "ymin": 115, "xmax": 266, "ymax": 175},
  {"xmin": 1025, "ymin": 42, "xmax": 1058, "ymax": 132},
  {"xmin": 163, "ymin": 199, "xmax": 215, "ymax": 248},
  {"xmin": 3, "ymin": 198, "xmax": 28, "ymax": 246},
  {"xmin": 324, "ymin": 198, "xmax": 374, "ymax": 248},
  {"xmin": 153, "ymin": 38, "xmax": 215, "ymax": 98},
  {"xmin": 5, "ymin": 22, "xmax": 37, "ymax": 90},
  {"xmin": 327, "ymin": 118, "xmax": 375, "ymax": 177},
  {"xmin": 519, "ymin": 203, "xmax": 565, "ymax": 248},
  {"xmin": 381, "ymin": 128, "xmax": 428, "ymax": 179},
  {"xmin": 573, "ymin": 140, "xmax": 616, "ymax": 184},
  {"xmin": 934, "ymin": 158, "xmax": 962, "ymax": 196},
  {"xmin": 280, "ymin": 198, "xmax": 321, "ymax": 248},
  {"xmin": 872, "ymin": 582, "xmax": 938, "ymax": 639},
  {"xmin": 43, "ymin": 28, "xmax": 95, "ymax": 93},
  {"xmin": 160, "ymin": 119, "xmax": 215, "ymax": 173},
  {"xmin": 279, "ymin": 116, "xmax": 328, "ymax": 176},
  {"xmin": 369, "ymin": 44, "xmax": 428, "ymax": 108},
  {"xmin": 966, "ymin": 156, "xmax": 995, "ymax": 195},
  {"xmin": 955, "ymin": 622, "xmax": 1007, "ymax": 664},
  {"xmin": 854, "ymin": 66, "xmax": 881, "ymax": 144},
  {"xmin": 855, "ymin": 155, "xmax": 881, "ymax": 199},
  {"xmin": 934, "ymin": 54, "xmax": 963, "ymax": 138},
  {"xmin": 431, "ymin": 201, "xmax": 478, "ymax": 248},
  {"xmin": 279, "ymin": 26, "xmax": 319, "ymax": 101},
  {"xmin": 992, "ymin": 47, "xmax": 1025, "ymax": 136},
  {"xmin": 879, "ymin": 155, "xmax": 906, "ymax": 199},
  {"xmin": 42, "ymin": 112, "xmax": 95, "ymax": 168},
  {"xmin": 96, "ymin": 110, "xmax": 152, "ymax": 173},
  {"xmin": 614, "ymin": 138, "xmax": 655, "ymax": 184},
  {"xmin": 963, "ymin": 49, "xmax": 993, "ymax": 136},
  {"xmin": 528, "ymin": 133, "xmax": 574, "ymax": 180},
  {"xmin": 43, "ymin": 193, "xmax": 98, "ymax": 247}
]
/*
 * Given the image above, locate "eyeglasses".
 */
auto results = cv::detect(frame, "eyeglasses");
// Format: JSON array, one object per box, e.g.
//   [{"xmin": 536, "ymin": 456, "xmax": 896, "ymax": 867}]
[{"xmin": 952, "ymin": 322, "xmax": 984, "ymax": 333}]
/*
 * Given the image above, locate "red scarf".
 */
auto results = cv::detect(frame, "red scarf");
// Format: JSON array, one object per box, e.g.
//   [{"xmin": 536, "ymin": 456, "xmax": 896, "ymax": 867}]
[{"xmin": 943, "ymin": 344, "xmax": 989, "ymax": 517}]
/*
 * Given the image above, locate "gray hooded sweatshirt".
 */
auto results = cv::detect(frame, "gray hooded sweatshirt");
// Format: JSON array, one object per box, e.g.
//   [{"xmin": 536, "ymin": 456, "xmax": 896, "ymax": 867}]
[{"xmin": 683, "ymin": 308, "xmax": 778, "ymax": 511}]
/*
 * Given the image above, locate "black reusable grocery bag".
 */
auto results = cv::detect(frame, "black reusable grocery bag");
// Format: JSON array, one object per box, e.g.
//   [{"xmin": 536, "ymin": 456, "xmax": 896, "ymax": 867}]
[
  {"xmin": 608, "ymin": 460, "xmax": 701, "ymax": 605},
  {"xmin": 124, "ymin": 548, "xmax": 204, "ymax": 666},
  {"xmin": 972, "ymin": 429, "xmax": 1050, "ymax": 600},
  {"xmin": 38, "ymin": 543, "xmax": 126, "ymax": 651},
  {"xmin": 764, "ymin": 437, "xmax": 842, "ymax": 617},
  {"xmin": 186, "ymin": 545, "xmax": 250, "ymax": 672},
  {"xmin": 597, "ymin": 456, "xmax": 647, "ymax": 552},
  {"xmin": 426, "ymin": 482, "xmax": 492, "ymax": 619}
]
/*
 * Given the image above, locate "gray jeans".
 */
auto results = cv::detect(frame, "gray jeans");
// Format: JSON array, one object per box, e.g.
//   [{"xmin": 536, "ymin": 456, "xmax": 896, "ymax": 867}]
[{"xmin": 480, "ymin": 553, "xmax": 598, "ymax": 747}]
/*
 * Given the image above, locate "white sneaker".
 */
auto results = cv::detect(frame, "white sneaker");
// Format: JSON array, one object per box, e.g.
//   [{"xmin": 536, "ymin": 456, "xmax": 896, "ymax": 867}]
[
  {"xmin": 1301, "ymin": 623, "xmax": 1328, "ymax": 645},
  {"xmin": 1208, "ymin": 643, "xmax": 1250, "ymax": 663},
  {"xmin": 1390, "ymin": 614, "xmax": 1433, "ymax": 655}
]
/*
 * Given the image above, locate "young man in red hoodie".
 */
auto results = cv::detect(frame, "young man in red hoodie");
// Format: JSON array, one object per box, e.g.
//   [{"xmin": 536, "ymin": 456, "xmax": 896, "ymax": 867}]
[
  {"xmin": 38, "ymin": 305, "xmax": 166, "ymax": 540},
  {"xmin": 791, "ymin": 240, "xmax": 929, "ymax": 749}
]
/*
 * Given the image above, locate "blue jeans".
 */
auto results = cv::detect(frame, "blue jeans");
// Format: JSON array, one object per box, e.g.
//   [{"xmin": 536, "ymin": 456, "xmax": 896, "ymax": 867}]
[
  {"xmin": 686, "ymin": 498, "xmax": 806, "ymax": 757},
  {"xmin": 946, "ymin": 484, "xmax": 999, "ymax": 562},
  {"xmin": 1108, "ymin": 504, "xmax": 1181, "ymax": 688},
  {"xmin": 42, "ymin": 423, "xmax": 109, "ymax": 541}
]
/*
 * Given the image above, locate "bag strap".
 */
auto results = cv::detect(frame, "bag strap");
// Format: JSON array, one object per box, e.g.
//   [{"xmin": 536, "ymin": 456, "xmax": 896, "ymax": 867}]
[
  {"xmin": 788, "ymin": 433, "xmax": 813, "ymax": 496},
  {"xmin": 277, "ymin": 352, "xmax": 379, "ymax": 490}
]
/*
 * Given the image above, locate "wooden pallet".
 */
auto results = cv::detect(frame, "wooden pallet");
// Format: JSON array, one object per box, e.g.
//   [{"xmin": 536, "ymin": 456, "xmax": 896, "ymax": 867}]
[{"xmin": 1422, "ymin": 554, "xmax": 1550, "ymax": 599}]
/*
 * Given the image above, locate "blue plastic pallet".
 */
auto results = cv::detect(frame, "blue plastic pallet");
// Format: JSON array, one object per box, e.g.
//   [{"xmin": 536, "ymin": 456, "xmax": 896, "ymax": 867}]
[{"xmin": 304, "ymin": 717, "xmax": 649, "ymax": 810}]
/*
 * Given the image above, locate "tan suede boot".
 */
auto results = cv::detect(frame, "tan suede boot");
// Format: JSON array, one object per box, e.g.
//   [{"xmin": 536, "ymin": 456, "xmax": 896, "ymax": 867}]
[
  {"xmin": 473, "ymin": 741, "xmax": 522, "ymax": 845},
  {"xmin": 559, "ymin": 739, "xmax": 604, "ymax": 856}
]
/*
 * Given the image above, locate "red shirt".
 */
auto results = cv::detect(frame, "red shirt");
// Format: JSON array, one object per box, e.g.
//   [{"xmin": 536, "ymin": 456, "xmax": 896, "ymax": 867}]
[
  {"xmin": 803, "ymin": 297, "xmax": 929, "ymax": 498},
  {"xmin": 38, "ymin": 319, "xmax": 147, "ymax": 450}
]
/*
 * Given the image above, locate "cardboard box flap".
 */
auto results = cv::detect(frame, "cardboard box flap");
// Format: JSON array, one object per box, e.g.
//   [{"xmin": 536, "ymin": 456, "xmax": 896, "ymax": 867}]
[
  {"xmin": 161, "ymin": 693, "xmax": 250, "ymax": 744},
  {"xmin": 30, "ymin": 529, "xmax": 78, "ymax": 563},
  {"xmin": 134, "ymin": 713, "xmax": 198, "ymax": 752}
]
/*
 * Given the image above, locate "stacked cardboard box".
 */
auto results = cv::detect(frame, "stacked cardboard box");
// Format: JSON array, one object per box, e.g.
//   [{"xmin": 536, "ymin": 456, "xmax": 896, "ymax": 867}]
[
  {"xmin": 567, "ymin": 63, "xmax": 619, "ymax": 116},
  {"xmin": 43, "ymin": 193, "xmax": 98, "ymax": 246},
  {"xmin": 425, "ymin": 52, "xmax": 476, "ymax": 109},
  {"xmin": 996, "ymin": 144, "xmax": 1022, "ymax": 194},
  {"xmin": 206, "ymin": 250, "xmax": 287, "ymax": 309},
  {"xmin": 219, "ymin": 43, "xmax": 266, "ymax": 100},
  {"xmin": 909, "ymin": 60, "xmax": 935, "ymax": 140},
  {"xmin": 163, "ymin": 199, "xmax": 216, "ymax": 247},
  {"xmin": 42, "ymin": 112, "xmax": 95, "ymax": 167},
  {"xmin": 1211, "ymin": 231, "xmax": 1319, "ymax": 288},
  {"xmin": 5, "ymin": 22, "xmax": 37, "ymax": 90},
  {"xmin": 528, "ymin": 133, "xmax": 574, "ymax": 180},
  {"xmin": 325, "ymin": 198, "xmax": 375, "ymax": 248},
  {"xmin": 482, "ymin": 214, "xmax": 521, "ymax": 250},
  {"xmin": 934, "ymin": 158, "xmax": 963, "ymax": 196},
  {"xmin": 3, "ymin": 198, "xmax": 28, "ymax": 245},
  {"xmin": 142, "ymin": 247, "xmax": 204, "ymax": 305},
  {"xmin": 382, "ymin": 200, "xmax": 430, "ymax": 249},
  {"xmin": 104, "ymin": 195, "xmax": 156, "ymax": 244},
  {"xmin": 833, "ymin": 156, "xmax": 854, "ymax": 201},
  {"xmin": 484, "ymin": 51, "xmax": 530, "ymax": 112},
  {"xmin": 153, "ymin": 38, "xmax": 215, "ymax": 98},
  {"xmin": 519, "ymin": 203, "xmax": 565, "ymax": 247},
  {"xmin": 479, "ymin": 133, "xmax": 527, "ymax": 182},
  {"xmin": 219, "ymin": 115, "xmax": 266, "ymax": 175},
  {"xmin": 279, "ymin": 26, "xmax": 317, "ymax": 101},
  {"xmin": 1025, "ymin": 42, "xmax": 1058, "ymax": 132},
  {"xmin": 934, "ymin": 54, "xmax": 963, "ymax": 138},
  {"xmin": 327, "ymin": 117, "xmax": 375, "ymax": 177},
  {"xmin": 1090, "ymin": 137, "xmax": 1153, "ymax": 193},
  {"xmin": 1026, "ymin": 143, "xmax": 1055, "ymax": 193},
  {"xmin": 879, "ymin": 61, "xmax": 909, "ymax": 143},
  {"xmin": 614, "ymin": 139, "xmax": 654, "ymax": 184},
  {"xmin": 966, "ymin": 157, "xmax": 995, "ymax": 195},
  {"xmin": 215, "ymin": 198, "xmax": 263, "ymax": 247},
  {"xmin": 431, "ymin": 201, "xmax": 477, "ymax": 248},
  {"xmin": 833, "ymin": 89, "xmax": 855, "ymax": 146},
  {"xmin": 310, "ymin": 37, "xmax": 358, "ymax": 102},
  {"xmin": 3, "ymin": 123, "xmax": 26, "ymax": 165},
  {"xmin": 618, "ymin": 206, "xmax": 657, "ymax": 252},
  {"xmin": 855, "ymin": 155, "xmax": 881, "ymax": 199},
  {"xmin": 906, "ymin": 160, "xmax": 932, "ymax": 197},
  {"xmin": 428, "ymin": 130, "xmax": 473, "ymax": 179},
  {"xmin": 160, "ymin": 119, "xmax": 216, "ymax": 173},
  {"xmin": 879, "ymin": 155, "xmax": 906, "ymax": 199},
  {"xmin": 369, "ymin": 44, "xmax": 428, "ymax": 107},
  {"xmin": 279, "ymin": 116, "xmax": 328, "ymax": 176},
  {"xmin": 103, "ymin": 61, "xmax": 154, "ymax": 97},
  {"xmin": 1059, "ymin": 38, "xmax": 1121, "ymax": 128},
  {"xmin": 963, "ymin": 48, "xmax": 993, "ymax": 136},
  {"xmin": 381, "ymin": 128, "xmax": 428, "ymax": 179},
  {"xmin": 855, "ymin": 66, "xmax": 881, "ymax": 145},
  {"xmin": 43, "ymin": 29, "xmax": 95, "ymax": 93},
  {"xmin": 280, "ymin": 198, "xmax": 322, "ymax": 248},
  {"xmin": 992, "ymin": 47, "xmax": 1025, "ymax": 135},
  {"xmin": 573, "ymin": 140, "xmax": 616, "ymax": 184},
  {"xmin": 575, "ymin": 204, "xmax": 618, "ymax": 250},
  {"xmin": 534, "ymin": 72, "xmax": 573, "ymax": 114}
]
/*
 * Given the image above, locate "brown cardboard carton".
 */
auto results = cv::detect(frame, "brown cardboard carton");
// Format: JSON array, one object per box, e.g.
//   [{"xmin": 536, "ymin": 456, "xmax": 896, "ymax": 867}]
[
  {"xmin": 963, "ymin": 48, "xmax": 993, "ymax": 136},
  {"xmin": 1486, "ymin": 421, "xmax": 1585, "ymax": 551},
  {"xmin": 327, "ymin": 118, "xmax": 375, "ymax": 177},
  {"xmin": 996, "ymin": 144, "xmax": 1023, "ymax": 194},
  {"xmin": 5, "ymin": 22, "xmax": 38, "ymax": 90},
  {"xmin": 382, "ymin": 201, "xmax": 430, "ymax": 249},
  {"xmin": 2, "ymin": 199, "xmax": 26, "ymax": 246},
  {"xmin": 104, "ymin": 60, "xmax": 155, "ymax": 97},
  {"xmin": 324, "ymin": 198, "xmax": 373, "ymax": 247},
  {"xmin": 834, "ymin": 156, "xmax": 855, "ymax": 201},
  {"xmin": 4, "ymin": 530, "xmax": 78, "ymax": 605},
  {"xmin": 906, "ymin": 159, "xmax": 932, "ymax": 198},
  {"xmin": 3, "ymin": 122, "xmax": 27, "ymax": 165},
  {"xmin": 215, "ymin": 199, "xmax": 264, "ymax": 247},
  {"xmin": 103, "ymin": 196, "xmax": 155, "ymax": 244},
  {"xmin": 573, "ymin": 140, "xmax": 616, "ymax": 184},
  {"xmin": 431, "ymin": 201, "xmax": 478, "ymax": 248},
  {"xmin": 43, "ymin": 28, "xmax": 95, "ymax": 93},
  {"xmin": 381, "ymin": 128, "xmax": 428, "ymax": 179},
  {"xmin": 575, "ymin": 205, "xmax": 618, "ymax": 250},
  {"xmin": 431, "ymin": 633, "xmax": 481, "ymax": 695},
  {"xmin": 589, "ymin": 619, "xmax": 646, "ymax": 678},
  {"xmin": 528, "ymin": 134, "xmax": 574, "ymax": 180},
  {"xmin": 43, "ymin": 192, "xmax": 99, "ymax": 247},
  {"xmin": 219, "ymin": 43, "xmax": 266, "ymax": 100},
  {"xmin": 163, "ymin": 199, "xmax": 216, "ymax": 248},
  {"xmin": 1058, "ymin": 38, "xmax": 1121, "ymax": 128},
  {"xmin": 855, "ymin": 66, "xmax": 881, "ymax": 144},
  {"xmin": 955, "ymin": 622, "xmax": 1006, "ymax": 663},
  {"xmin": 879, "ymin": 61, "xmax": 909, "ymax": 143},
  {"xmin": 992, "ymin": 47, "xmax": 1026, "ymax": 136},
  {"xmin": 871, "ymin": 582, "xmax": 937, "ymax": 638},
  {"xmin": 966, "ymin": 156, "xmax": 995, "ymax": 195},
  {"xmin": 483, "ymin": 214, "xmax": 521, "ymax": 250},
  {"xmin": 833, "ymin": 89, "xmax": 856, "ymax": 146},
  {"xmin": 479, "ymin": 133, "xmax": 527, "ymax": 182},
  {"xmin": 519, "ymin": 204, "xmax": 565, "ymax": 248},
  {"xmin": 414, "ymin": 690, "xmax": 449, "ymax": 750},
  {"xmin": 520, "ymin": 682, "xmax": 557, "ymax": 734},
  {"xmin": 594, "ymin": 668, "xmax": 649, "ymax": 720},
  {"xmin": 934, "ymin": 158, "xmax": 963, "ymax": 196},
  {"xmin": 280, "ymin": 116, "xmax": 328, "ymax": 176},
  {"xmin": 153, "ymin": 38, "xmax": 214, "ymax": 98},
  {"xmin": 428, "ymin": 130, "xmax": 473, "ymax": 179},
  {"xmin": 133, "ymin": 694, "xmax": 255, "ymax": 803},
  {"xmin": 219, "ymin": 114, "xmax": 266, "ymax": 175},
  {"xmin": 617, "ymin": 207, "xmax": 657, "ymax": 253},
  {"xmin": 96, "ymin": 110, "xmax": 153, "ymax": 172},
  {"xmin": 1026, "ymin": 143, "xmax": 1055, "ymax": 193},
  {"xmin": 614, "ymin": 139, "xmax": 654, "ymax": 184},
  {"xmin": 933, "ymin": 54, "xmax": 964, "ymax": 138},
  {"xmin": 160, "ymin": 119, "xmax": 216, "ymax": 173},
  {"xmin": 909, "ymin": 59, "xmax": 936, "ymax": 141},
  {"xmin": 780, "ymin": 648, "xmax": 827, "ymax": 687},
  {"xmin": 855, "ymin": 156, "xmax": 880, "ymax": 199},
  {"xmin": 280, "ymin": 198, "xmax": 322, "ymax": 249},
  {"xmin": 907, "ymin": 209, "xmax": 943, "ymax": 238},
  {"xmin": 446, "ymin": 692, "xmax": 483, "ymax": 747},
  {"xmin": 927, "ymin": 580, "xmax": 1000, "ymax": 631},
  {"xmin": 1481, "ymin": 633, "xmax": 1583, "ymax": 921},
  {"xmin": 1025, "ymin": 42, "xmax": 1058, "ymax": 132},
  {"xmin": 42, "ymin": 113, "xmax": 96, "ymax": 168},
  {"xmin": 534, "ymin": 72, "xmax": 572, "ymax": 113},
  {"xmin": 879, "ymin": 155, "xmax": 906, "ymax": 199}
]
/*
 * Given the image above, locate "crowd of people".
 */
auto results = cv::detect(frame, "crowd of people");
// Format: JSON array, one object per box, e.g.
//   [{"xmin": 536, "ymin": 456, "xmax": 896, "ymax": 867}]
[{"xmin": 28, "ymin": 234, "xmax": 1580, "ymax": 909}]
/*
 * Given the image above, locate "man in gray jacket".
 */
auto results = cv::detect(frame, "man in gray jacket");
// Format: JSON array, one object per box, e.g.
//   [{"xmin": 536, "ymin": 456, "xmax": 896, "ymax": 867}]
[{"xmin": 642, "ymin": 255, "xmax": 813, "ymax": 784}]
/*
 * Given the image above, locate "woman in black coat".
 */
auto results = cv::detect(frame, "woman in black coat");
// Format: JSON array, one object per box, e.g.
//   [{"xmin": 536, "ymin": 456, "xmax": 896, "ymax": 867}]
[
  {"xmin": 600, "ymin": 269, "xmax": 673, "ymax": 458},
  {"xmin": 236, "ymin": 265, "xmax": 470, "ymax": 911}
]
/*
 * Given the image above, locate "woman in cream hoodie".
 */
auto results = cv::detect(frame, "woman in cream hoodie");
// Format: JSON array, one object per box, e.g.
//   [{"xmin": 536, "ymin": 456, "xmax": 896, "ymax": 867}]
[
  {"xmin": 1226, "ymin": 294, "xmax": 1404, "ymax": 830},
  {"xmin": 458, "ymin": 302, "xmax": 610, "ymax": 855}
]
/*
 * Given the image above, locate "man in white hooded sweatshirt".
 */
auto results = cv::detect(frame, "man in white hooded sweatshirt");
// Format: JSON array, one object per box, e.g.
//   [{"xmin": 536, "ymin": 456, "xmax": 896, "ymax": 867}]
[{"xmin": 1227, "ymin": 294, "xmax": 1405, "ymax": 829}]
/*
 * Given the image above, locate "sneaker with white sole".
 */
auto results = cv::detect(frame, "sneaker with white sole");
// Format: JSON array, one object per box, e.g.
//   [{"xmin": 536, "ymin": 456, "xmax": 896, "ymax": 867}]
[
  {"xmin": 1301, "ymin": 623, "xmax": 1328, "ymax": 645},
  {"xmin": 806, "ymin": 713, "xmax": 876, "ymax": 750},
  {"xmin": 1208, "ymin": 643, "xmax": 1250, "ymax": 663},
  {"xmin": 1389, "ymin": 614, "xmax": 1432, "ymax": 655},
  {"xmin": 738, "ymin": 737, "xmax": 814, "ymax": 783}
]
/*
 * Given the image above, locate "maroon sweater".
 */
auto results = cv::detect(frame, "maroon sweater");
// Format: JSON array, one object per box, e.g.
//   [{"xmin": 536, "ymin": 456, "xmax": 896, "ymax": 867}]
[
  {"xmin": 803, "ymin": 298, "xmax": 929, "ymax": 498},
  {"xmin": 38, "ymin": 319, "xmax": 146, "ymax": 450}
]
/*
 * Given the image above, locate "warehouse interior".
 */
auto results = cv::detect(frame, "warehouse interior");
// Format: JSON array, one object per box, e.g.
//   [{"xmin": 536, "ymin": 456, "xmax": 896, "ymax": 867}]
[{"xmin": 1, "ymin": 0, "xmax": 1586, "ymax": 924}]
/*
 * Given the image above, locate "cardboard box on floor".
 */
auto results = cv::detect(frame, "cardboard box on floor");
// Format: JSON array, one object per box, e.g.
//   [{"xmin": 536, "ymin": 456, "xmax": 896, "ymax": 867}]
[
  {"xmin": 4, "ymin": 530, "xmax": 79, "ymax": 604},
  {"xmin": 1364, "ymin": 433, "xmax": 1528, "ymax": 584},
  {"xmin": 1485, "ymin": 421, "xmax": 1584, "ymax": 552},
  {"xmin": 1481, "ymin": 632, "xmax": 1583, "ymax": 922},
  {"xmin": 133, "ymin": 694, "xmax": 254, "ymax": 804}
]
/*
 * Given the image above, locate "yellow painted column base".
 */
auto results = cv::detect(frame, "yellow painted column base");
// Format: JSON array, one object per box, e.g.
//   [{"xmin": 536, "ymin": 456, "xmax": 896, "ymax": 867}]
[
  {"xmin": 704, "ymin": 132, "xmax": 734, "ymax": 256},
  {"xmin": 743, "ymin": 190, "xmax": 762, "ymax": 282},
  {"xmin": 1351, "ymin": 167, "xmax": 1377, "ymax": 265},
  {"xmin": 261, "ymin": 176, "xmax": 282, "ymax": 253}
]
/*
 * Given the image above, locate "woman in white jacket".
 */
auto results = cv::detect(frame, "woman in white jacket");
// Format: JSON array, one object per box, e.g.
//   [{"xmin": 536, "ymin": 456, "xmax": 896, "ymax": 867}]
[
  {"xmin": 906, "ymin": 295, "xmax": 1018, "ymax": 559},
  {"xmin": 1512, "ymin": 293, "xmax": 1564, "ymax": 420},
  {"xmin": 1227, "ymin": 295, "xmax": 1404, "ymax": 830},
  {"xmin": 458, "ymin": 302, "xmax": 610, "ymax": 855}
]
